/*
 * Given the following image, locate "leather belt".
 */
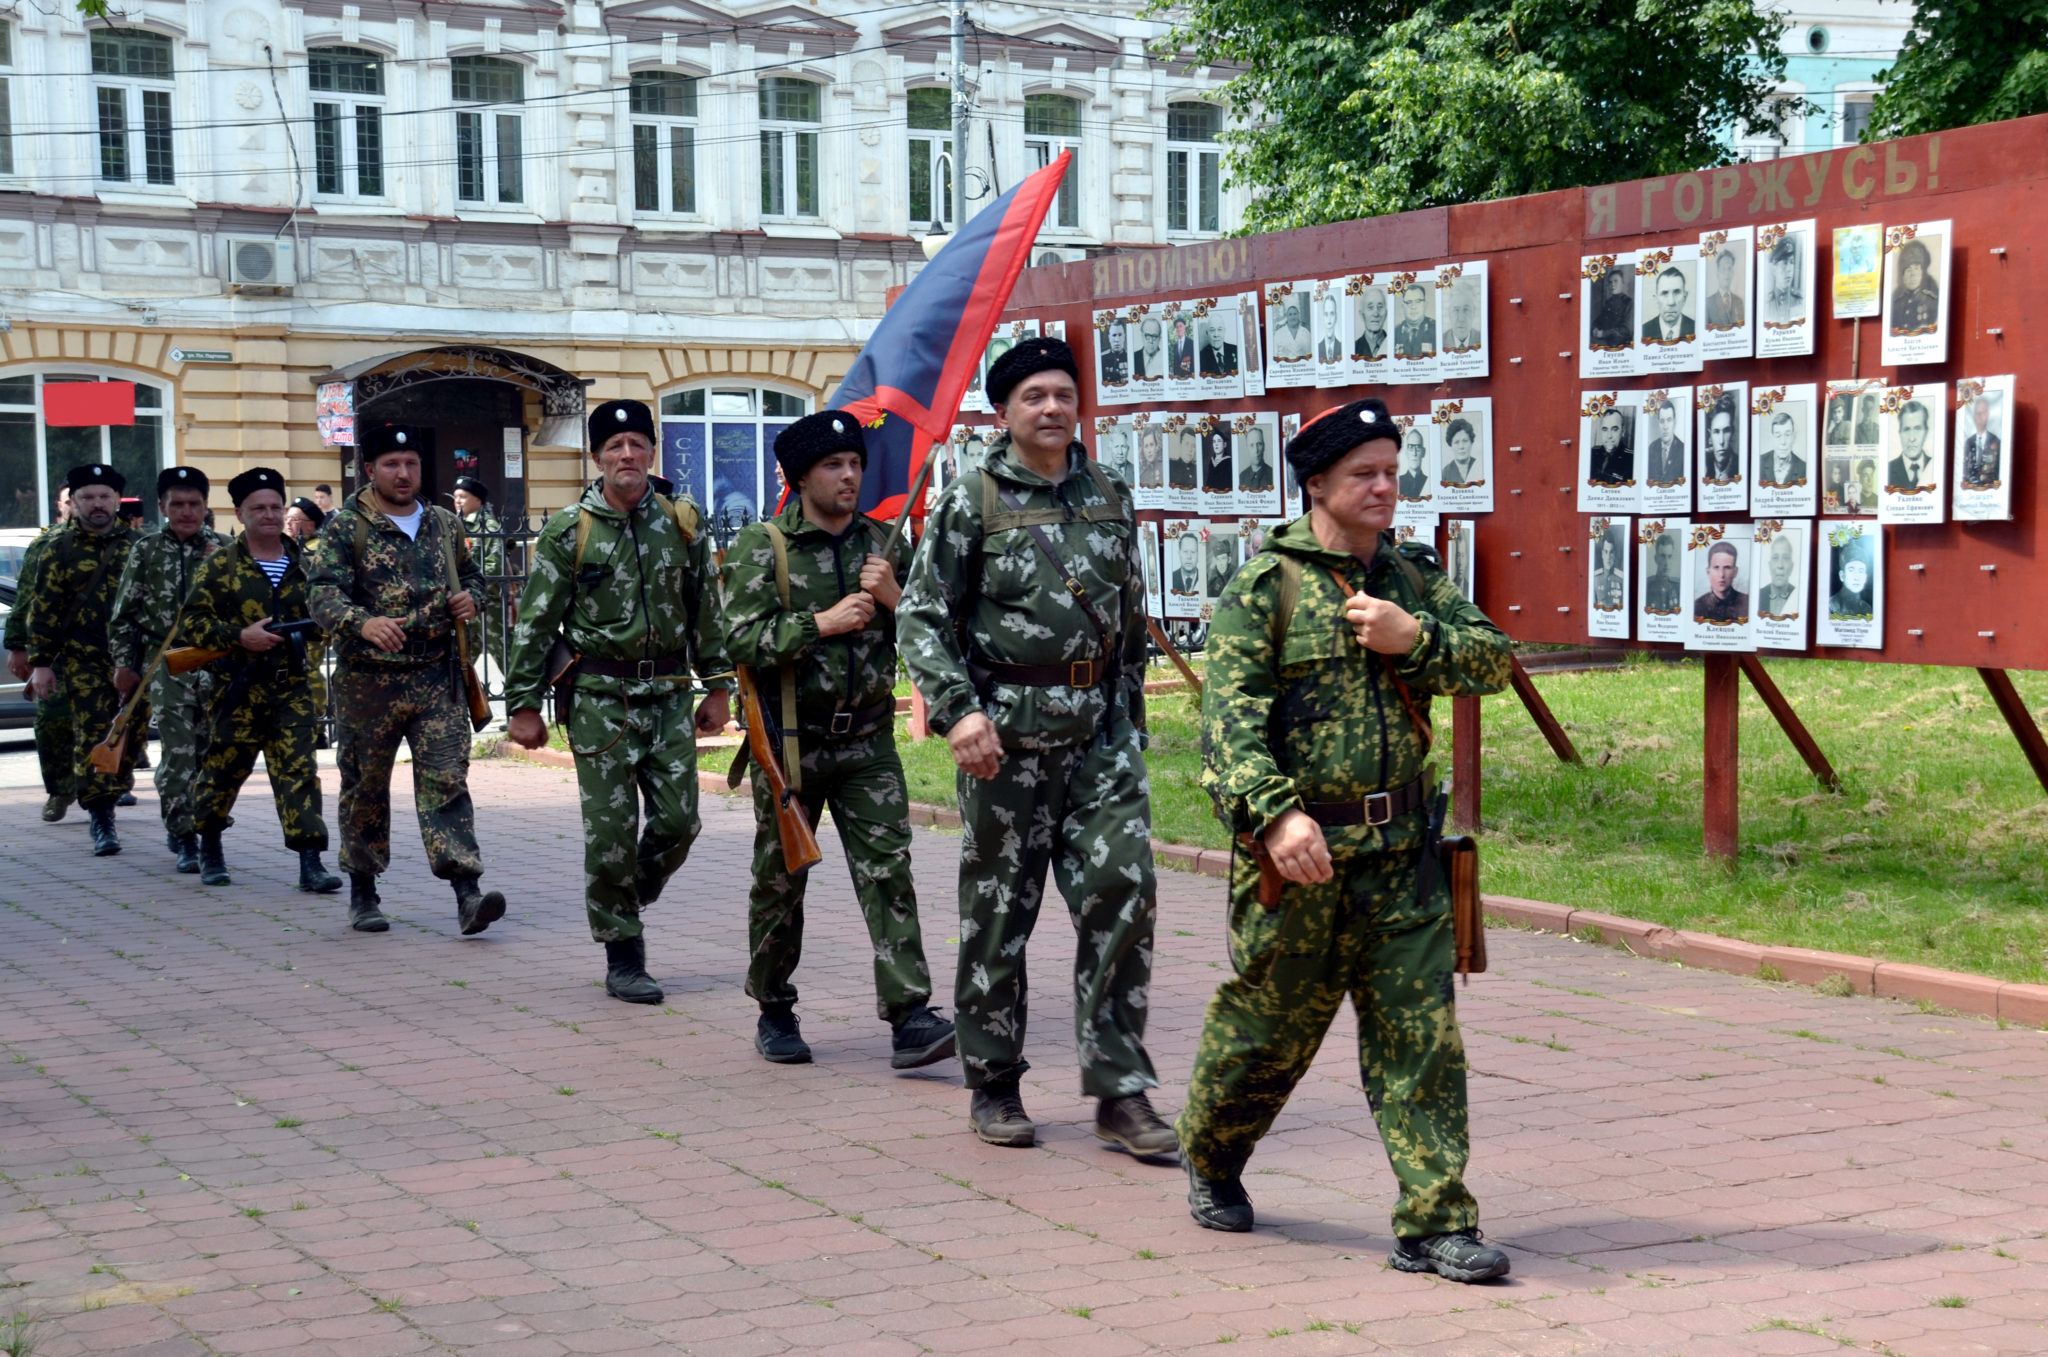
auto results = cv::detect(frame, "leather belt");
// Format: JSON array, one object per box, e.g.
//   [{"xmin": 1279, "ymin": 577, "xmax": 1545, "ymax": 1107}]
[
  {"xmin": 978, "ymin": 658, "xmax": 1106, "ymax": 688},
  {"xmin": 800, "ymin": 695, "xmax": 896, "ymax": 739},
  {"xmin": 577, "ymin": 653, "xmax": 687, "ymax": 680},
  {"xmin": 1302, "ymin": 771, "xmax": 1432, "ymax": 828}
]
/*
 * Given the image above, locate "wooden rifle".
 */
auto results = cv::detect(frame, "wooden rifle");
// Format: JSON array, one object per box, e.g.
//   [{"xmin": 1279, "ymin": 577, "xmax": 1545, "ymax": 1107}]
[{"xmin": 733, "ymin": 662, "xmax": 822, "ymax": 874}]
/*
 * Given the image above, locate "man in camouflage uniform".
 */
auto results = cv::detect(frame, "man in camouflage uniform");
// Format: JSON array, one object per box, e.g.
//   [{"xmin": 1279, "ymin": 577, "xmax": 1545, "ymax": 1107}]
[
  {"xmin": 110, "ymin": 466, "xmax": 225, "ymax": 872},
  {"xmin": 24, "ymin": 465, "xmax": 142, "ymax": 855},
  {"xmin": 308, "ymin": 423, "xmax": 506, "ymax": 936},
  {"xmin": 1177, "ymin": 397, "xmax": 1514, "ymax": 1284},
  {"xmin": 504, "ymin": 399, "xmax": 733, "ymax": 1003},
  {"xmin": 452, "ymin": 475, "xmax": 508, "ymax": 677},
  {"xmin": 722, "ymin": 410, "xmax": 954, "ymax": 1067},
  {"xmin": 180, "ymin": 469, "xmax": 343, "ymax": 894},
  {"xmin": 6, "ymin": 486, "xmax": 75, "ymax": 822},
  {"xmin": 899, "ymin": 337, "xmax": 1175, "ymax": 1158}
]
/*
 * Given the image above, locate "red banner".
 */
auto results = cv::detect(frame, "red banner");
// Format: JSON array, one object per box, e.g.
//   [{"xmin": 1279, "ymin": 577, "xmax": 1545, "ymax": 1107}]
[{"xmin": 43, "ymin": 381, "xmax": 136, "ymax": 427}]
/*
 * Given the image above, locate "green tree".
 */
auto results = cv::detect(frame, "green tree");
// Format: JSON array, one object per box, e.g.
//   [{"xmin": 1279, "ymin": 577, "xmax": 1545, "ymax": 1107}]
[
  {"xmin": 1868, "ymin": 1, "xmax": 2048, "ymax": 140},
  {"xmin": 1155, "ymin": 0, "xmax": 1790, "ymax": 232}
]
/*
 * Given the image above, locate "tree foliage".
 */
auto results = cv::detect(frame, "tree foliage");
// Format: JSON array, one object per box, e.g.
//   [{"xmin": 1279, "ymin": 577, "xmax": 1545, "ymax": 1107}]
[
  {"xmin": 1155, "ymin": 0, "xmax": 1790, "ymax": 232},
  {"xmin": 1869, "ymin": 1, "xmax": 2048, "ymax": 140}
]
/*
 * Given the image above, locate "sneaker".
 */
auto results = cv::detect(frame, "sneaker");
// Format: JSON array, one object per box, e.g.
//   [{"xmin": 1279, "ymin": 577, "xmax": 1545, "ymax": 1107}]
[
  {"xmin": 889, "ymin": 1006, "xmax": 956, "ymax": 1070},
  {"xmin": 1390, "ymin": 1229, "xmax": 1512, "ymax": 1283},
  {"xmin": 1184, "ymin": 1157, "xmax": 1254, "ymax": 1233},
  {"xmin": 755, "ymin": 1007, "xmax": 812, "ymax": 1063},
  {"xmin": 968, "ymin": 1081, "xmax": 1035, "ymax": 1148},
  {"xmin": 1095, "ymin": 1092, "xmax": 1180, "ymax": 1162}
]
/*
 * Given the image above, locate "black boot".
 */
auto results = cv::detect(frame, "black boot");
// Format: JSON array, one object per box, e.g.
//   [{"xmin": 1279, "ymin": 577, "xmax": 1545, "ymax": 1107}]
[
  {"xmin": 116, "ymin": 791, "xmax": 138, "ymax": 807},
  {"xmin": 41, "ymin": 794, "xmax": 71, "ymax": 823},
  {"xmin": 88, "ymin": 804, "xmax": 121, "ymax": 857},
  {"xmin": 174, "ymin": 834, "xmax": 200, "ymax": 874},
  {"xmin": 604, "ymin": 937, "xmax": 664, "ymax": 1004},
  {"xmin": 166, "ymin": 828, "xmax": 181, "ymax": 854},
  {"xmin": 452, "ymin": 875, "xmax": 506, "ymax": 936},
  {"xmin": 198, "ymin": 832, "xmax": 230, "ymax": 885},
  {"xmin": 297, "ymin": 850, "xmax": 342, "ymax": 894},
  {"xmin": 349, "ymin": 873, "xmax": 388, "ymax": 932},
  {"xmin": 755, "ymin": 1006, "xmax": 812, "ymax": 1064}
]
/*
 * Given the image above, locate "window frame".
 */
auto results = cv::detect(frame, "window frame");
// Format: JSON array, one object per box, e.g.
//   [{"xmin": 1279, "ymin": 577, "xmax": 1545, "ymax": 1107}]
[
  {"xmin": 0, "ymin": 368, "xmax": 174, "ymax": 530},
  {"xmin": 308, "ymin": 45, "xmax": 388, "ymax": 202},
  {"xmin": 905, "ymin": 86, "xmax": 953, "ymax": 230},
  {"xmin": 1022, "ymin": 92, "xmax": 1082, "ymax": 231},
  {"xmin": 90, "ymin": 28, "xmax": 178, "ymax": 189},
  {"xmin": 1834, "ymin": 87, "xmax": 1877, "ymax": 147},
  {"xmin": 757, "ymin": 75, "xmax": 823, "ymax": 220},
  {"xmin": 655, "ymin": 383, "xmax": 814, "ymax": 531},
  {"xmin": 1165, "ymin": 100, "xmax": 1223, "ymax": 237},
  {"xmin": 0, "ymin": 23, "xmax": 15, "ymax": 178},
  {"xmin": 628, "ymin": 68, "xmax": 702, "ymax": 219},
  {"xmin": 451, "ymin": 55, "xmax": 527, "ymax": 207}
]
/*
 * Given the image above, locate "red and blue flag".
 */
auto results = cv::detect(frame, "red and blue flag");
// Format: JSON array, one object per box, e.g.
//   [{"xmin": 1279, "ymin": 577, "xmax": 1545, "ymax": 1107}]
[{"xmin": 832, "ymin": 150, "xmax": 1072, "ymax": 521}]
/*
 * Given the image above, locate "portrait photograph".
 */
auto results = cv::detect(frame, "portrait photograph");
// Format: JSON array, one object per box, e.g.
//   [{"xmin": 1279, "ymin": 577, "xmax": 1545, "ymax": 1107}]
[
  {"xmin": 1587, "ymin": 516, "xmax": 1632, "ymax": 640},
  {"xmin": 1816, "ymin": 522, "xmax": 1884, "ymax": 650},
  {"xmin": 1095, "ymin": 419, "xmax": 1135, "ymax": 488},
  {"xmin": 1699, "ymin": 226, "xmax": 1755, "ymax": 362},
  {"xmin": 1686, "ymin": 524, "xmax": 1756, "ymax": 653},
  {"xmin": 1164, "ymin": 520, "xmax": 1203, "ymax": 619},
  {"xmin": 1312, "ymin": 279, "xmax": 1349, "ymax": 389},
  {"xmin": 980, "ymin": 319, "xmax": 1037, "ymax": 414},
  {"xmin": 1432, "ymin": 397, "xmax": 1494, "ymax": 514},
  {"xmin": 1387, "ymin": 274, "xmax": 1440, "ymax": 385},
  {"xmin": 1238, "ymin": 289, "xmax": 1268, "ymax": 397},
  {"xmin": 1238, "ymin": 517, "xmax": 1276, "ymax": 560},
  {"xmin": 1436, "ymin": 260, "xmax": 1490, "ymax": 381},
  {"xmin": 1880, "ymin": 221, "xmax": 1951, "ymax": 366},
  {"xmin": 1264, "ymin": 282, "xmax": 1315, "ymax": 389},
  {"xmin": 1580, "ymin": 252, "xmax": 1638, "ymax": 380},
  {"xmin": 1636, "ymin": 245, "xmax": 1704, "ymax": 375},
  {"xmin": 1128, "ymin": 312, "xmax": 1168, "ymax": 391},
  {"xmin": 1879, "ymin": 383, "xmax": 1947, "ymax": 526},
  {"xmin": 1445, "ymin": 519, "xmax": 1475, "ymax": 603},
  {"xmin": 1578, "ymin": 392, "xmax": 1641, "ymax": 514},
  {"xmin": 1198, "ymin": 297, "xmax": 1248, "ymax": 402},
  {"xmin": 1163, "ymin": 303, "xmax": 1200, "ymax": 402},
  {"xmin": 1953, "ymin": 374, "xmax": 2016, "ymax": 522},
  {"xmin": 1201, "ymin": 522, "xmax": 1242, "ymax": 617},
  {"xmin": 1832, "ymin": 222, "xmax": 1882, "ymax": 320},
  {"xmin": 1138, "ymin": 520, "xmax": 1164, "ymax": 620},
  {"xmin": 1093, "ymin": 309, "xmax": 1132, "ymax": 406},
  {"xmin": 1132, "ymin": 417, "xmax": 1167, "ymax": 511},
  {"xmin": 1636, "ymin": 517, "xmax": 1688, "ymax": 644},
  {"xmin": 1695, "ymin": 384, "xmax": 1749, "ymax": 514},
  {"xmin": 1637, "ymin": 386, "xmax": 1694, "ymax": 516},
  {"xmin": 1750, "ymin": 382, "xmax": 1818, "ymax": 519},
  {"xmin": 1822, "ymin": 454, "xmax": 1878, "ymax": 518},
  {"xmin": 1346, "ymin": 274, "xmax": 1390, "ymax": 383},
  {"xmin": 1280, "ymin": 412, "xmax": 1304, "ymax": 516},
  {"xmin": 1198, "ymin": 417, "xmax": 1234, "ymax": 502},
  {"xmin": 1165, "ymin": 418, "xmax": 1202, "ymax": 514},
  {"xmin": 1391, "ymin": 416, "xmax": 1438, "ymax": 531},
  {"xmin": 1233, "ymin": 413, "xmax": 1283, "ymax": 517},
  {"xmin": 1755, "ymin": 220, "xmax": 1817, "ymax": 359},
  {"xmin": 1751, "ymin": 519, "xmax": 1811, "ymax": 652}
]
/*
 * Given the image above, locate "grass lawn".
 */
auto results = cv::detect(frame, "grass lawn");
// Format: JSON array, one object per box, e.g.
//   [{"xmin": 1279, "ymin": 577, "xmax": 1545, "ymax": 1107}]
[{"xmin": 892, "ymin": 657, "xmax": 2048, "ymax": 986}]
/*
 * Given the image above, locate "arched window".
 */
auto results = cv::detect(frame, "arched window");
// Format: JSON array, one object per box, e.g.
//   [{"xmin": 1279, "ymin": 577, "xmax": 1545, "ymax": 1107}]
[
  {"xmin": 309, "ymin": 46, "xmax": 385, "ymax": 199},
  {"xmin": 906, "ymin": 87, "xmax": 952, "ymax": 229},
  {"xmin": 631, "ymin": 70, "xmax": 699, "ymax": 216},
  {"xmin": 759, "ymin": 76, "xmax": 821, "ymax": 218},
  {"xmin": 0, "ymin": 371, "xmax": 170, "ymax": 530},
  {"xmin": 91, "ymin": 28, "xmax": 176, "ymax": 186},
  {"xmin": 452, "ymin": 56, "xmax": 525, "ymax": 204},
  {"xmin": 1166, "ymin": 101, "xmax": 1221, "ymax": 235},
  {"xmin": 656, "ymin": 385, "xmax": 811, "ymax": 534},
  {"xmin": 1023, "ymin": 94, "xmax": 1080, "ymax": 229}
]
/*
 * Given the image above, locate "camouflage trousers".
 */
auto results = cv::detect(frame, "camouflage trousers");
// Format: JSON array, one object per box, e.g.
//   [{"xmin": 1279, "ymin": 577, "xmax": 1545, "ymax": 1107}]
[
  {"xmin": 33, "ymin": 683, "xmax": 75, "ymax": 800},
  {"xmin": 192, "ymin": 676, "xmax": 327, "ymax": 851},
  {"xmin": 334, "ymin": 662, "xmax": 481, "ymax": 879},
  {"xmin": 746, "ymin": 727, "xmax": 932, "ymax": 1024},
  {"xmin": 56, "ymin": 648, "xmax": 138, "ymax": 810},
  {"xmin": 1176, "ymin": 838, "xmax": 1477, "ymax": 1241},
  {"xmin": 567, "ymin": 685, "xmax": 699, "ymax": 943},
  {"xmin": 147, "ymin": 667, "xmax": 212, "ymax": 837},
  {"xmin": 954, "ymin": 726, "xmax": 1158, "ymax": 1100}
]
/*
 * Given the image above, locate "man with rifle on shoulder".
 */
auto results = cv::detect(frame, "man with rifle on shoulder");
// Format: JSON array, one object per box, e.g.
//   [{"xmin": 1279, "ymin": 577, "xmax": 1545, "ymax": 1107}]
[
  {"xmin": 1175, "ymin": 397, "xmax": 1514, "ymax": 1283},
  {"xmin": 176, "ymin": 468, "xmax": 342, "ymax": 894},
  {"xmin": 503, "ymin": 399, "xmax": 733, "ymax": 1004},
  {"xmin": 722, "ymin": 411, "xmax": 953, "ymax": 1068}
]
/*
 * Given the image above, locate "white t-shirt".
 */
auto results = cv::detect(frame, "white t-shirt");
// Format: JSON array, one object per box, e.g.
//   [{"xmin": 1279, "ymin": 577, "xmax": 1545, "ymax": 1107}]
[{"xmin": 387, "ymin": 503, "xmax": 424, "ymax": 540}]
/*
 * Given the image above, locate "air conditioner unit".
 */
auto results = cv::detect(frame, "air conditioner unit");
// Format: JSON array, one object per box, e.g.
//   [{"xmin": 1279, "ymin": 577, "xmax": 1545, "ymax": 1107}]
[
  {"xmin": 1029, "ymin": 246, "xmax": 1089, "ymax": 269},
  {"xmin": 228, "ymin": 237, "xmax": 296, "ymax": 292}
]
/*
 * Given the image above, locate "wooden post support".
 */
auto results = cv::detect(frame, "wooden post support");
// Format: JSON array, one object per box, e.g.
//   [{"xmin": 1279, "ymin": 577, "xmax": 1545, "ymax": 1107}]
[
  {"xmin": 1451, "ymin": 695, "xmax": 1482, "ymax": 832},
  {"xmin": 1507, "ymin": 654, "xmax": 1581, "ymax": 765},
  {"xmin": 907, "ymin": 685, "xmax": 929, "ymax": 741},
  {"xmin": 1737, "ymin": 654, "xmax": 1841, "ymax": 791},
  {"xmin": 1147, "ymin": 618, "xmax": 1204, "ymax": 701},
  {"xmin": 1703, "ymin": 652, "xmax": 1740, "ymax": 861},
  {"xmin": 1978, "ymin": 668, "xmax": 2048, "ymax": 794}
]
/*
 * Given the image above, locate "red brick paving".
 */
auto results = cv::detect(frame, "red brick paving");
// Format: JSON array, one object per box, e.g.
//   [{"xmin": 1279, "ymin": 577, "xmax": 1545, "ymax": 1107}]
[{"xmin": 3, "ymin": 758, "xmax": 2046, "ymax": 1355}]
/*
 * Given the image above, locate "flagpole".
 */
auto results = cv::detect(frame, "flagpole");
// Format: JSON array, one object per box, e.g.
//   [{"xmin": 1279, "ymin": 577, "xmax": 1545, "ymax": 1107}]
[
  {"xmin": 951, "ymin": 0, "xmax": 968, "ymax": 231},
  {"xmin": 880, "ymin": 449, "xmax": 937, "ymax": 561}
]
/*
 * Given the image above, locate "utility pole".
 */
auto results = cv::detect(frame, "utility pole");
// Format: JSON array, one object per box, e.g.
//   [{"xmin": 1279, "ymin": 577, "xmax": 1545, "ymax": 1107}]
[{"xmin": 950, "ymin": 0, "xmax": 968, "ymax": 229}]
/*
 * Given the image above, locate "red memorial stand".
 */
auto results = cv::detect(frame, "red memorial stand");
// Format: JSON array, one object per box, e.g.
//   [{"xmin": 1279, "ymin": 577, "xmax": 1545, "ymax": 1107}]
[{"xmin": 994, "ymin": 115, "xmax": 2048, "ymax": 858}]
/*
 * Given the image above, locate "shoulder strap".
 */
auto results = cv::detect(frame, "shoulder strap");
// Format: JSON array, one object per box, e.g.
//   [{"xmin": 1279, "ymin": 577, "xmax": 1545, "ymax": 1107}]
[
  {"xmin": 654, "ymin": 492, "xmax": 699, "ymax": 545},
  {"xmin": 352, "ymin": 510, "xmax": 368, "ymax": 569},
  {"xmin": 573, "ymin": 509, "xmax": 595, "ymax": 571},
  {"xmin": 1326, "ymin": 560, "xmax": 1433, "ymax": 758},
  {"xmin": 755, "ymin": 518, "xmax": 801, "ymax": 791},
  {"xmin": 978, "ymin": 465, "xmax": 1126, "ymax": 533},
  {"xmin": 1271, "ymin": 553, "xmax": 1302, "ymax": 651},
  {"xmin": 994, "ymin": 483, "xmax": 1118, "ymax": 661},
  {"xmin": 760, "ymin": 520, "xmax": 792, "ymax": 610},
  {"xmin": 1387, "ymin": 544, "xmax": 1427, "ymax": 599}
]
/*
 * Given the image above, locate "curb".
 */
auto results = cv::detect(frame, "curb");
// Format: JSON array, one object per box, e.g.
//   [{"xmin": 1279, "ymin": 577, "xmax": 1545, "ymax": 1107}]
[{"xmin": 487, "ymin": 743, "xmax": 2045, "ymax": 1030}]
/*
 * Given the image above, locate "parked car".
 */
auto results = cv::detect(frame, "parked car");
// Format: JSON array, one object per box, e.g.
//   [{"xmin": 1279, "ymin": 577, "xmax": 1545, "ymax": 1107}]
[{"xmin": 0, "ymin": 526, "xmax": 43, "ymax": 732}]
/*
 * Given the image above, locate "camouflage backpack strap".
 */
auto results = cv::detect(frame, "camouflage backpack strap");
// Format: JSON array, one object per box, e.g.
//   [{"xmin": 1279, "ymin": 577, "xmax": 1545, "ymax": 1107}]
[
  {"xmin": 978, "ymin": 462, "xmax": 1128, "ymax": 532},
  {"xmin": 1271, "ymin": 552, "xmax": 1302, "ymax": 651},
  {"xmin": 653, "ymin": 492, "xmax": 699, "ymax": 545},
  {"xmin": 758, "ymin": 519, "xmax": 801, "ymax": 793},
  {"xmin": 572, "ymin": 509, "xmax": 595, "ymax": 571}
]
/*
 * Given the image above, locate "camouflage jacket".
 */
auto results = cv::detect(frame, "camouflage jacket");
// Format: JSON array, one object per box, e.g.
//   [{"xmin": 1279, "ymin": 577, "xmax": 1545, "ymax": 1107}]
[
  {"xmin": 180, "ymin": 535, "xmax": 317, "ymax": 700},
  {"xmin": 458, "ymin": 508, "xmax": 506, "ymax": 582},
  {"xmin": 898, "ymin": 434, "xmax": 1148, "ymax": 750},
  {"xmin": 2, "ymin": 524, "xmax": 59, "ymax": 654},
  {"xmin": 307, "ymin": 490, "xmax": 483, "ymax": 670},
  {"xmin": 503, "ymin": 479, "xmax": 733, "ymax": 711},
  {"xmin": 722, "ymin": 502, "xmax": 909, "ymax": 723},
  {"xmin": 1201, "ymin": 515, "xmax": 1511, "ymax": 845},
  {"xmin": 108, "ymin": 524, "xmax": 228, "ymax": 672},
  {"xmin": 24, "ymin": 520, "xmax": 140, "ymax": 666}
]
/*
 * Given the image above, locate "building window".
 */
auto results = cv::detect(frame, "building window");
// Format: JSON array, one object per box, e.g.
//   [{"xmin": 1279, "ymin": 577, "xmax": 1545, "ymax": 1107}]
[
  {"xmin": 1166, "ymin": 101, "xmax": 1221, "ymax": 234},
  {"xmin": 907, "ymin": 87, "xmax": 952, "ymax": 228},
  {"xmin": 0, "ymin": 372, "xmax": 169, "ymax": 532},
  {"xmin": 452, "ymin": 56, "xmax": 524, "ymax": 205},
  {"xmin": 1838, "ymin": 93, "xmax": 1874, "ymax": 146},
  {"xmin": 90, "ymin": 28, "xmax": 176, "ymax": 186},
  {"xmin": 630, "ymin": 70, "xmax": 698, "ymax": 216},
  {"xmin": 657, "ymin": 385, "xmax": 811, "ymax": 532},
  {"xmin": 759, "ymin": 77, "xmax": 821, "ymax": 218},
  {"xmin": 1740, "ymin": 94, "xmax": 1799, "ymax": 161},
  {"xmin": 1024, "ymin": 93, "xmax": 1081, "ymax": 230},
  {"xmin": 309, "ymin": 46, "xmax": 385, "ymax": 198},
  {"xmin": 1, "ymin": 24, "xmax": 15, "ymax": 176}
]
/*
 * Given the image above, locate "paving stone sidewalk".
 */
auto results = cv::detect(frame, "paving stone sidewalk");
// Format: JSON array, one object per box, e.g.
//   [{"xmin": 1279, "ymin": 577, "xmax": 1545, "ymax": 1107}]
[{"xmin": 2, "ymin": 758, "xmax": 2045, "ymax": 1357}]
